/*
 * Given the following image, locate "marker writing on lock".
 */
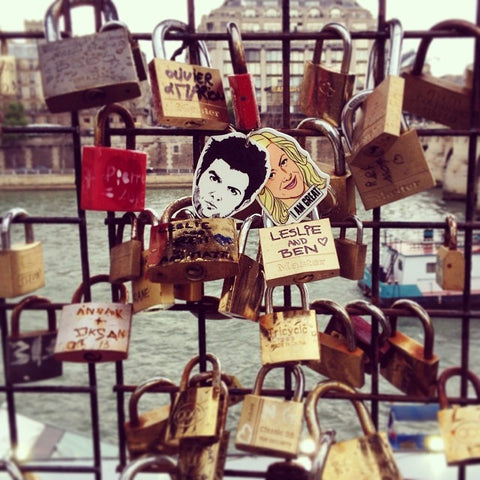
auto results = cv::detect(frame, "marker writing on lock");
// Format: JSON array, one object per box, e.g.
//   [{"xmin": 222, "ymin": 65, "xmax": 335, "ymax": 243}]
[{"xmin": 268, "ymin": 223, "xmax": 323, "ymax": 241}]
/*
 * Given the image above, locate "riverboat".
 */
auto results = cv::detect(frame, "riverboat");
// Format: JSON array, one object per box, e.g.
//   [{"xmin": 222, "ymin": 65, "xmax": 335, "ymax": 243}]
[{"xmin": 357, "ymin": 230, "xmax": 480, "ymax": 309}]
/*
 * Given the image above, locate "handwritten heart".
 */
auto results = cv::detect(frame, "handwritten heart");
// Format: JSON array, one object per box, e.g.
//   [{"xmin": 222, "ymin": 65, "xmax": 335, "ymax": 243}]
[{"xmin": 317, "ymin": 237, "xmax": 328, "ymax": 246}]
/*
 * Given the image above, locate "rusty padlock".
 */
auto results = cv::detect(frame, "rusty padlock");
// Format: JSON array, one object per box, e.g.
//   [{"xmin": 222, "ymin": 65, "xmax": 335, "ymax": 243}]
[
  {"xmin": 131, "ymin": 208, "xmax": 174, "ymax": 314},
  {"xmin": 334, "ymin": 215, "xmax": 368, "ymax": 280},
  {"xmin": 54, "ymin": 274, "xmax": 132, "ymax": 362},
  {"xmin": 259, "ymin": 283, "xmax": 320, "ymax": 365},
  {"xmin": 299, "ymin": 22, "xmax": 355, "ymax": 126},
  {"xmin": 6, "ymin": 295, "xmax": 62, "ymax": 384},
  {"xmin": 296, "ymin": 116, "xmax": 356, "ymax": 222},
  {"xmin": 109, "ymin": 212, "xmax": 142, "ymax": 284},
  {"xmin": 305, "ymin": 298, "xmax": 365, "ymax": 388},
  {"xmin": 380, "ymin": 299, "xmax": 439, "ymax": 397},
  {"xmin": 81, "ymin": 103, "xmax": 147, "ymax": 212},
  {"xmin": 124, "ymin": 377, "xmax": 179, "ymax": 459},
  {"xmin": 38, "ymin": 0, "xmax": 143, "ymax": 112},
  {"xmin": 218, "ymin": 213, "xmax": 265, "ymax": 321},
  {"xmin": 227, "ymin": 21, "xmax": 261, "ymax": 131},
  {"xmin": 149, "ymin": 19, "xmax": 229, "ymax": 130},
  {"xmin": 402, "ymin": 19, "xmax": 480, "ymax": 129},
  {"xmin": 235, "ymin": 364, "xmax": 305, "ymax": 458},
  {"xmin": 0, "ymin": 207, "xmax": 45, "ymax": 298},
  {"xmin": 436, "ymin": 214, "xmax": 465, "ymax": 291}
]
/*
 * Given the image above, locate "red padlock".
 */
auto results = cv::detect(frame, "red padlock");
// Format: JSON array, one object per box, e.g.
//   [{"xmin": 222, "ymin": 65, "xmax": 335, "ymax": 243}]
[
  {"xmin": 81, "ymin": 103, "xmax": 147, "ymax": 212},
  {"xmin": 227, "ymin": 22, "xmax": 260, "ymax": 131}
]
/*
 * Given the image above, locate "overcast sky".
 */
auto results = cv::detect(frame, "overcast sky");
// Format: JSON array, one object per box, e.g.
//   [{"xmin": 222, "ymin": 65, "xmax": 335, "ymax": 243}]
[{"xmin": 1, "ymin": 0, "xmax": 477, "ymax": 77}]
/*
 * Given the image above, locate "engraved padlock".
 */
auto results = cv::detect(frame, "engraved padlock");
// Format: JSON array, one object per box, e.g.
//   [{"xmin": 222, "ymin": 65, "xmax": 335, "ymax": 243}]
[
  {"xmin": 305, "ymin": 298, "xmax": 365, "ymax": 388},
  {"xmin": 436, "ymin": 214, "xmax": 465, "ymax": 291},
  {"xmin": 109, "ymin": 212, "xmax": 142, "ymax": 284},
  {"xmin": 299, "ymin": 22, "xmax": 355, "ymax": 126},
  {"xmin": 149, "ymin": 19, "xmax": 229, "ymax": 130},
  {"xmin": 38, "ymin": 0, "xmax": 143, "ymax": 112},
  {"xmin": 297, "ymin": 116, "xmax": 356, "ymax": 222},
  {"xmin": 380, "ymin": 299, "xmax": 439, "ymax": 397},
  {"xmin": 81, "ymin": 103, "xmax": 147, "ymax": 212},
  {"xmin": 259, "ymin": 283, "xmax": 320, "ymax": 365},
  {"xmin": 235, "ymin": 364, "xmax": 305, "ymax": 458},
  {"xmin": 227, "ymin": 21, "xmax": 261, "ymax": 131},
  {"xmin": 0, "ymin": 37, "xmax": 17, "ymax": 97},
  {"xmin": 402, "ymin": 19, "xmax": 480, "ymax": 129},
  {"xmin": 6, "ymin": 295, "xmax": 62, "ymax": 384},
  {"xmin": 0, "ymin": 207, "xmax": 45, "ymax": 298},
  {"xmin": 334, "ymin": 215, "xmax": 368, "ymax": 280},
  {"xmin": 131, "ymin": 208, "xmax": 175, "ymax": 314},
  {"xmin": 218, "ymin": 213, "xmax": 265, "ymax": 321}
]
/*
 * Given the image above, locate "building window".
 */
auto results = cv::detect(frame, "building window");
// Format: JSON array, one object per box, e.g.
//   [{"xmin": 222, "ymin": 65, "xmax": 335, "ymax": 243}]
[
  {"xmin": 266, "ymin": 49, "xmax": 282, "ymax": 62},
  {"xmin": 265, "ymin": 8, "xmax": 278, "ymax": 17},
  {"xmin": 244, "ymin": 9, "xmax": 255, "ymax": 17},
  {"xmin": 426, "ymin": 262, "xmax": 436, "ymax": 273},
  {"xmin": 246, "ymin": 50, "xmax": 261, "ymax": 62},
  {"xmin": 308, "ymin": 8, "xmax": 320, "ymax": 17},
  {"xmin": 264, "ymin": 22, "xmax": 281, "ymax": 31}
]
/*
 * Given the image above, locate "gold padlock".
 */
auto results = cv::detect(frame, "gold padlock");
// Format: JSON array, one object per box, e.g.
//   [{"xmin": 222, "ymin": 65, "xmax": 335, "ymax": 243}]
[
  {"xmin": 0, "ymin": 207, "xmax": 45, "ymax": 298},
  {"xmin": 304, "ymin": 380, "xmax": 403, "ymax": 480},
  {"xmin": 436, "ymin": 214, "xmax": 465, "ymax": 291},
  {"xmin": 305, "ymin": 298, "xmax": 365, "ymax": 388},
  {"xmin": 124, "ymin": 377, "xmax": 179, "ymax": 459},
  {"xmin": 131, "ymin": 208, "xmax": 174, "ymax": 314},
  {"xmin": 437, "ymin": 367, "xmax": 480, "ymax": 466},
  {"xmin": 380, "ymin": 299, "xmax": 439, "ymax": 397},
  {"xmin": 109, "ymin": 212, "xmax": 142, "ymax": 284},
  {"xmin": 259, "ymin": 284, "xmax": 320, "ymax": 365},
  {"xmin": 334, "ymin": 215, "xmax": 368, "ymax": 280},
  {"xmin": 297, "ymin": 117, "xmax": 356, "ymax": 222},
  {"xmin": 235, "ymin": 364, "xmax": 305, "ymax": 458},
  {"xmin": 299, "ymin": 22, "xmax": 355, "ymax": 126},
  {"xmin": 402, "ymin": 19, "xmax": 480, "ymax": 129},
  {"xmin": 218, "ymin": 213, "xmax": 265, "ymax": 321}
]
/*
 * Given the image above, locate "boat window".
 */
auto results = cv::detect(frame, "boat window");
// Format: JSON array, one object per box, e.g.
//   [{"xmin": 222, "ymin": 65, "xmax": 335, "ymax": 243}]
[
  {"xmin": 398, "ymin": 260, "xmax": 403, "ymax": 271},
  {"xmin": 426, "ymin": 262, "xmax": 436, "ymax": 273}
]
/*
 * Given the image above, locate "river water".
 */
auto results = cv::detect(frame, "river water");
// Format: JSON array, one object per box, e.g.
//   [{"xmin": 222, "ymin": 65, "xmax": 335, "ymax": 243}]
[{"xmin": 1, "ymin": 186, "xmax": 478, "ymax": 455}]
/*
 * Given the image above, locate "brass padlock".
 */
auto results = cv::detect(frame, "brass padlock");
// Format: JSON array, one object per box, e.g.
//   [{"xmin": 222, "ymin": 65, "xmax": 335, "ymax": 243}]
[
  {"xmin": 0, "ymin": 207, "xmax": 45, "ymax": 298},
  {"xmin": 380, "ymin": 299, "xmax": 439, "ymax": 397},
  {"xmin": 436, "ymin": 214, "xmax": 465, "ymax": 291},
  {"xmin": 304, "ymin": 380, "xmax": 403, "ymax": 479},
  {"xmin": 402, "ymin": 19, "xmax": 480, "ymax": 129},
  {"xmin": 6, "ymin": 295, "xmax": 62, "ymax": 384},
  {"xmin": 119, "ymin": 455, "xmax": 178, "ymax": 480},
  {"xmin": 147, "ymin": 196, "xmax": 239, "ymax": 284},
  {"xmin": 131, "ymin": 208, "xmax": 174, "ymax": 314},
  {"xmin": 235, "ymin": 364, "xmax": 305, "ymax": 458},
  {"xmin": 296, "ymin": 117, "xmax": 356, "ymax": 222},
  {"xmin": 124, "ymin": 377, "xmax": 179, "ymax": 459},
  {"xmin": 166, "ymin": 353, "xmax": 223, "ymax": 443},
  {"xmin": 334, "ymin": 215, "xmax": 368, "ymax": 280},
  {"xmin": 305, "ymin": 299, "xmax": 366, "ymax": 388},
  {"xmin": 299, "ymin": 22, "xmax": 355, "ymax": 126},
  {"xmin": 38, "ymin": 0, "xmax": 143, "ymax": 112},
  {"xmin": 259, "ymin": 284, "xmax": 320, "ymax": 365},
  {"xmin": 109, "ymin": 212, "xmax": 142, "ymax": 284},
  {"xmin": 218, "ymin": 213, "xmax": 265, "ymax": 321},
  {"xmin": 0, "ymin": 38, "xmax": 17, "ymax": 97},
  {"xmin": 437, "ymin": 367, "xmax": 480, "ymax": 466},
  {"xmin": 149, "ymin": 19, "xmax": 229, "ymax": 130}
]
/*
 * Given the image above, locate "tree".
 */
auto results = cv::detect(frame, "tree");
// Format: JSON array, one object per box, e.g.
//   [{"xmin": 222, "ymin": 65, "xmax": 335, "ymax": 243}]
[{"xmin": 1, "ymin": 101, "xmax": 28, "ymax": 145}]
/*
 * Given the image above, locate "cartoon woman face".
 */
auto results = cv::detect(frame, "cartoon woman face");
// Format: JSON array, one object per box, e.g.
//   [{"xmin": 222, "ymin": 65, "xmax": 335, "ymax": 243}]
[
  {"xmin": 195, "ymin": 158, "xmax": 249, "ymax": 217},
  {"xmin": 265, "ymin": 142, "xmax": 306, "ymax": 201}
]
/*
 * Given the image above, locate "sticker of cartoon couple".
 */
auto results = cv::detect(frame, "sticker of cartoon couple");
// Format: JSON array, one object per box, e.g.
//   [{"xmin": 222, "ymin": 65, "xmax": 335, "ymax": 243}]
[{"xmin": 192, "ymin": 128, "xmax": 330, "ymax": 225}]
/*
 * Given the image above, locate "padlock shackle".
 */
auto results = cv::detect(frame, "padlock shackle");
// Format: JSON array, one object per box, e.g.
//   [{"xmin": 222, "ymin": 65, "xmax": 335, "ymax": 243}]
[
  {"xmin": 94, "ymin": 103, "xmax": 136, "ymax": 149},
  {"xmin": 388, "ymin": 299, "xmax": 435, "ymax": 359},
  {"xmin": 119, "ymin": 454, "xmax": 177, "ymax": 480},
  {"xmin": 252, "ymin": 364, "xmax": 305, "ymax": 402},
  {"xmin": 160, "ymin": 196, "xmax": 193, "ymax": 223},
  {"xmin": 312, "ymin": 22, "xmax": 352, "ymax": 75},
  {"xmin": 339, "ymin": 215, "xmax": 364, "ymax": 244},
  {"xmin": 340, "ymin": 88, "xmax": 373, "ymax": 152},
  {"xmin": 178, "ymin": 353, "xmax": 222, "ymax": 399},
  {"xmin": 264, "ymin": 283, "xmax": 310, "ymax": 314},
  {"xmin": 238, "ymin": 213, "xmax": 261, "ymax": 255},
  {"xmin": 115, "ymin": 212, "xmax": 138, "ymax": 245},
  {"xmin": 437, "ymin": 366, "xmax": 480, "ymax": 410},
  {"xmin": 310, "ymin": 299, "xmax": 357, "ymax": 352},
  {"xmin": 71, "ymin": 273, "xmax": 128, "ymax": 303},
  {"xmin": 128, "ymin": 376, "xmax": 177, "ymax": 427},
  {"xmin": 1, "ymin": 207, "xmax": 34, "ymax": 251},
  {"xmin": 444, "ymin": 214, "xmax": 458, "ymax": 250},
  {"xmin": 44, "ymin": 0, "xmax": 119, "ymax": 42},
  {"xmin": 137, "ymin": 208, "xmax": 160, "ymax": 249},
  {"xmin": 10, "ymin": 295, "xmax": 56, "ymax": 338},
  {"xmin": 227, "ymin": 22, "xmax": 247, "ymax": 75},
  {"xmin": 411, "ymin": 19, "xmax": 480, "ymax": 76},
  {"xmin": 296, "ymin": 117, "xmax": 346, "ymax": 176},
  {"xmin": 305, "ymin": 379, "xmax": 376, "ymax": 443}
]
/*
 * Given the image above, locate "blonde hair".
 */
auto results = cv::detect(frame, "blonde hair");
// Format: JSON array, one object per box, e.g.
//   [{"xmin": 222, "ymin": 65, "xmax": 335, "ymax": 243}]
[{"xmin": 250, "ymin": 130, "xmax": 327, "ymax": 224}]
